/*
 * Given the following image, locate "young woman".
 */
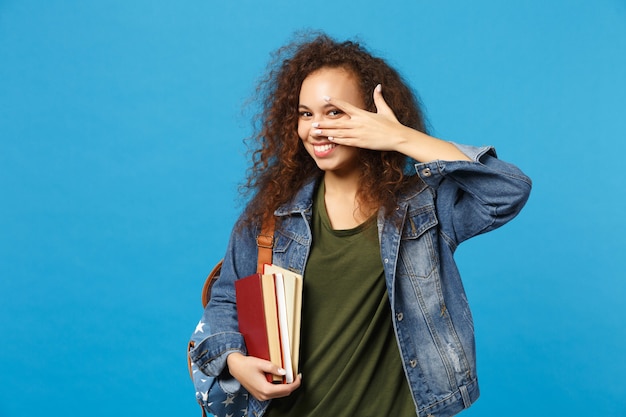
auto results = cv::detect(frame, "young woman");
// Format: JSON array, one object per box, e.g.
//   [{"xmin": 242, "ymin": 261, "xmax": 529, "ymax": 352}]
[{"xmin": 189, "ymin": 33, "xmax": 531, "ymax": 417}]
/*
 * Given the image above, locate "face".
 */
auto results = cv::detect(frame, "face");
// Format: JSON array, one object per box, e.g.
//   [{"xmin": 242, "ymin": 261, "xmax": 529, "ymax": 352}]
[{"xmin": 297, "ymin": 67, "xmax": 365, "ymax": 176}]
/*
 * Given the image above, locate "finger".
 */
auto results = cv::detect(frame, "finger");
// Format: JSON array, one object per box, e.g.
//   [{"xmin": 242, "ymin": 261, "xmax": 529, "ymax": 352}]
[
  {"xmin": 257, "ymin": 371, "xmax": 302, "ymax": 400},
  {"xmin": 311, "ymin": 126, "xmax": 351, "ymax": 138},
  {"xmin": 372, "ymin": 84, "xmax": 396, "ymax": 118},
  {"xmin": 262, "ymin": 383, "xmax": 299, "ymax": 399},
  {"xmin": 311, "ymin": 129, "xmax": 360, "ymax": 147},
  {"xmin": 327, "ymin": 137, "xmax": 360, "ymax": 148},
  {"xmin": 272, "ymin": 373, "xmax": 303, "ymax": 395},
  {"xmin": 311, "ymin": 120, "xmax": 351, "ymax": 130},
  {"xmin": 258, "ymin": 360, "xmax": 287, "ymax": 379},
  {"xmin": 288, "ymin": 373, "xmax": 302, "ymax": 389},
  {"xmin": 323, "ymin": 95, "xmax": 363, "ymax": 116}
]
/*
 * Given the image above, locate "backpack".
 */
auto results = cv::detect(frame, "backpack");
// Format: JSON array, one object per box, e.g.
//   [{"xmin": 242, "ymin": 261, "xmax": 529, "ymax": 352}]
[{"xmin": 187, "ymin": 218, "xmax": 275, "ymax": 417}]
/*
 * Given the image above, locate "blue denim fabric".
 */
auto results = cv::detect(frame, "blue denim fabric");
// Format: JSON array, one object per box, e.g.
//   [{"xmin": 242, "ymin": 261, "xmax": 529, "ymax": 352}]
[{"xmin": 189, "ymin": 143, "xmax": 532, "ymax": 417}]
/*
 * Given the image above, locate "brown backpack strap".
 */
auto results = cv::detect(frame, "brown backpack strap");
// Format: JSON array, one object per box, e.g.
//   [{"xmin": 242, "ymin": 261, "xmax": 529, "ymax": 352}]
[
  {"xmin": 200, "ymin": 217, "xmax": 276, "ymax": 307},
  {"xmin": 256, "ymin": 215, "xmax": 275, "ymax": 273},
  {"xmin": 191, "ymin": 217, "xmax": 277, "ymax": 413},
  {"xmin": 201, "ymin": 260, "xmax": 223, "ymax": 307}
]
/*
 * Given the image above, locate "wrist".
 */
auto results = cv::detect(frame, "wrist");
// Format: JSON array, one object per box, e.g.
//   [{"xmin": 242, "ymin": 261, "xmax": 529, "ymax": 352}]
[
  {"xmin": 394, "ymin": 126, "xmax": 426, "ymax": 158},
  {"xmin": 226, "ymin": 351, "xmax": 245, "ymax": 368}
]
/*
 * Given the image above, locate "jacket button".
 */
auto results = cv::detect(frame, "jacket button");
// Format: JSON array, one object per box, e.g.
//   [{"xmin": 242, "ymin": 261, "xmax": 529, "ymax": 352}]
[
  {"xmin": 409, "ymin": 359, "xmax": 417, "ymax": 368},
  {"xmin": 421, "ymin": 167, "xmax": 432, "ymax": 177},
  {"xmin": 396, "ymin": 312, "xmax": 404, "ymax": 321}
]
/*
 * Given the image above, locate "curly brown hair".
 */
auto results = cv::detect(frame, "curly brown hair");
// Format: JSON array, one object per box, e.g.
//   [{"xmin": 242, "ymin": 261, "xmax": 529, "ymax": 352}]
[{"xmin": 240, "ymin": 32, "xmax": 428, "ymax": 228}]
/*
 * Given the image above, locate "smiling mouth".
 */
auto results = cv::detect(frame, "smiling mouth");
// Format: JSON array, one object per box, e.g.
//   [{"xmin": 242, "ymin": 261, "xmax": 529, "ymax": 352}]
[{"xmin": 313, "ymin": 143, "xmax": 336, "ymax": 153}]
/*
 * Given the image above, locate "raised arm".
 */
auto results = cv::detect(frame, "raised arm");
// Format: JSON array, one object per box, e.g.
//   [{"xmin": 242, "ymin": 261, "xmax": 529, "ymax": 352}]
[{"xmin": 312, "ymin": 84, "xmax": 472, "ymax": 163}]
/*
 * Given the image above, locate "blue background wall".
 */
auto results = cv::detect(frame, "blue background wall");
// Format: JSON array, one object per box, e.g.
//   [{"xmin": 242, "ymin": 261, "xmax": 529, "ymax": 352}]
[{"xmin": 1, "ymin": 1, "xmax": 624, "ymax": 415}]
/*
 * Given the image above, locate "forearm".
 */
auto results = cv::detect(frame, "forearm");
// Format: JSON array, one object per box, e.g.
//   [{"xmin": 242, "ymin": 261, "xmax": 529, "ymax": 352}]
[{"xmin": 395, "ymin": 126, "xmax": 471, "ymax": 163}]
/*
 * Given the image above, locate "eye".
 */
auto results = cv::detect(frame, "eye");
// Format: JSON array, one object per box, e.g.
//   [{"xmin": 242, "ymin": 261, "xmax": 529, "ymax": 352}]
[
  {"xmin": 327, "ymin": 109, "xmax": 344, "ymax": 117},
  {"xmin": 299, "ymin": 111, "xmax": 312, "ymax": 118}
]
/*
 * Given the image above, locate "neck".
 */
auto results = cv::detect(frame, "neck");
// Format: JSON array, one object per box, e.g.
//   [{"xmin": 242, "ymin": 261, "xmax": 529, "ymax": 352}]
[
  {"xmin": 322, "ymin": 170, "xmax": 360, "ymax": 197},
  {"xmin": 322, "ymin": 171, "xmax": 376, "ymax": 228}
]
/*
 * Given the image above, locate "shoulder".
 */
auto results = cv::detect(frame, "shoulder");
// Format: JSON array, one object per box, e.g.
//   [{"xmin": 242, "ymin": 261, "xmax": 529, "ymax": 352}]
[
  {"xmin": 398, "ymin": 175, "xmax": 434, "ymax": 207},
  {"xmin": 274, "ymin": 176, "xmax": 320, "ymax": 216}
]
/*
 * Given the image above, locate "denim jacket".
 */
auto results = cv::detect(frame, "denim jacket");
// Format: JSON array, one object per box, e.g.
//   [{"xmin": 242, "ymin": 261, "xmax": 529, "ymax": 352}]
[{"xmin": 189, "ymin": 143, "xmax": 532, "ymax": 417}]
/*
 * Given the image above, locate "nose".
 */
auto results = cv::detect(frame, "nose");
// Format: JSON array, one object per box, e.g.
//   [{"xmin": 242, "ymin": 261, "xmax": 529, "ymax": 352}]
[{"xmin": 309, "ymin": 122, "xmax": 324, "ymax": 140}]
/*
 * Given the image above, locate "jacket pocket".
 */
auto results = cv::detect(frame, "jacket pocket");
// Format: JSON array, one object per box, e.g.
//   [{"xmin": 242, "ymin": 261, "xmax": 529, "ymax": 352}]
[
  {"xmin": 272, "ymin": 229, "xmax": 310, "ymax": 273},
  {"xmin": 398, "ymin": 205, "xmax": 439, "ymax": 279}
]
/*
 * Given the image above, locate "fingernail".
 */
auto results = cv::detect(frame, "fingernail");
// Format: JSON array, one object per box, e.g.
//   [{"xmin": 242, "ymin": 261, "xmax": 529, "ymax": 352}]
[
  {"xmin": 376, "ymin": 84, "xmax": 382, "ymax": 92},
  {"xmin": 312, "ymin": 122, "xmax": 319, "ymax": 128},
  {"xmin": 328, "ymin": 136, "xmax": 334, "ymax": 141},
  {"xmin": 277, "ymin": 368, "xmax": 286, "ymax": 375},
  {"xmin": 314, "ymin": 129, "xmax": 322, "ymax": 134},
  {"xmin": 323, "ymin": 95, "xmax": 330, "ymax": 101}
]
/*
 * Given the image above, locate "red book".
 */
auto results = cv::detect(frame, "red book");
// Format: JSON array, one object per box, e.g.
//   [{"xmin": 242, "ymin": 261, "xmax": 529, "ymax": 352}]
[{"xmin": 235, "ymin": 273, "xmax": 282, "ymax": 383}]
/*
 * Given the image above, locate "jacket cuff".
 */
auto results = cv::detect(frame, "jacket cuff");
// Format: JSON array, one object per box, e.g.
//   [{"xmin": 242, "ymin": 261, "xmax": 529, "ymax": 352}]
[
  {"xmin": 189, "ymin": 331, "xmax": 246, "ymax": 377},
  {"xmin": 413, "ymin": 143, "xmax": 496, "ymax": 187},
  {"xmin": 449, "ymin": 142, "xmax": 496, "ymax": 161}
]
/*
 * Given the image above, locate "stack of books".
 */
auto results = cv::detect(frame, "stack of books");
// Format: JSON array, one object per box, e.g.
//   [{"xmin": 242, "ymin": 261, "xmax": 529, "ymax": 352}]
[{"xmin": 235, "ymin": 264, "xmax": 303, "ymax": 384}]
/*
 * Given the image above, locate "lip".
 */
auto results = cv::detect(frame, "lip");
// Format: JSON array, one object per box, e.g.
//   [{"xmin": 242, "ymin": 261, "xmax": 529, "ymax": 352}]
[{"xmin": 311, "ymin": 141, "xmax": 337, "ymax": 157}]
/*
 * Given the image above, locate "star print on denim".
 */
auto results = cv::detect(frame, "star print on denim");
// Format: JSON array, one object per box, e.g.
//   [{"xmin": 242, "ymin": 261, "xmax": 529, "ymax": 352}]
[
  {"xmin": 194, "ymin": 321, "xmax": 205, "ymax": 333},
  {"xmin": 223, "ymin": 395, "xmax": 236, "ymax": 406},
  {"xmin": 190, "ymin": 325, "xmax": 249, "ymax": 416}
]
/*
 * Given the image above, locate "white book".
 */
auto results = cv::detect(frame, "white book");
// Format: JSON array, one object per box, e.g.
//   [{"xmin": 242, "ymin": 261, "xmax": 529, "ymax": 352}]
[
  {"xmin": 273, "ymin": 273, "xmax": 294, "ymax": 383},
  {"xmin": 263, "ymin": 264, "xmax": 303, "ymax": 375}
]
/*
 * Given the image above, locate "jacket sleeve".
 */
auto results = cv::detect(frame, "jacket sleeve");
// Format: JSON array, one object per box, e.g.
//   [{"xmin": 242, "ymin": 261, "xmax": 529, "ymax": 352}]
[
  {"xmin": 188, "ymin": 216, "xmax": 260, "ymax": 379},
  {"xmin": 415, "ymin": 143, "xmax": 532, "ymax": 248}
]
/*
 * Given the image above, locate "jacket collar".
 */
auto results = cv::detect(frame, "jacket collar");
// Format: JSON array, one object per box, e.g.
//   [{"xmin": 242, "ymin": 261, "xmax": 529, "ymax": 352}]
[
  {"xmin": 274, "ymin": 176, "xmax": 319, "ymax": 217},
  {"xmin": 273, "ymin": 173, "xmax": 428, "ymax": 217}
]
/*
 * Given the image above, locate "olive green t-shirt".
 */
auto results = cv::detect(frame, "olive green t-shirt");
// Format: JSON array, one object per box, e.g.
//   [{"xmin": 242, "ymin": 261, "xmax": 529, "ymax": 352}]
[{"xmin": 265, "ymin": 182, "xmax": 415, "ymax": 417}]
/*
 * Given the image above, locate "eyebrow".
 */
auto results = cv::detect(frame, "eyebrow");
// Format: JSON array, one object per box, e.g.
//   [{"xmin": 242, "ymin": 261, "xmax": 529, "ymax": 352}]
[{"xmin": 298, "ymin": 103, "xmax": 336, "ymax": 110}]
